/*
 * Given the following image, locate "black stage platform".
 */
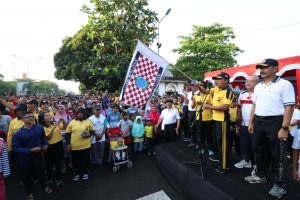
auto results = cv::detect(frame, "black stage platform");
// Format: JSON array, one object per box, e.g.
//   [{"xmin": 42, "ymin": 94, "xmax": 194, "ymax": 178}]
[{"xmin": 156, "ymin": 141, "xmax": 300, "ymax": 200}]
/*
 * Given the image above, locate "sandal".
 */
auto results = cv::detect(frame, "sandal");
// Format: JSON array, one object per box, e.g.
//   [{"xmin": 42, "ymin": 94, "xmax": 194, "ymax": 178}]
[
  {"xmin": 27, "ymin": 193, "xmax": 34, "ymax": 200},
  {"xmin": 44, "ymin": 186, "xmax": 53, "ymax": 194}
]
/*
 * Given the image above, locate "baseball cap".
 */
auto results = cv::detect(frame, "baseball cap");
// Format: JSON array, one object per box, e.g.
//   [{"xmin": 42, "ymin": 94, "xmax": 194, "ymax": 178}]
[
  {"xmin": 14, "ymin": 103, "xmax": 27, "ymax": 112},
  {"xmin": 212, "ymin": 72, "xmax": 230, "ymax": 81},
  {"xmin": 28, "ymin": 98, "xmax": 39, "ymax": 106},
  {"xmin": 93, "ymin": 105, "xmax": 101, "ymax": 110},
  {"xmin": 39, "ymin": 99, "xmax": 49, "ymax": 106},
  {"xmin": 86, "ymin": 100, "xmax": 93, "ymax": 105},
  {"xmin": 256, "ymin": 58, "xmax": 279, "ymax": 69}
]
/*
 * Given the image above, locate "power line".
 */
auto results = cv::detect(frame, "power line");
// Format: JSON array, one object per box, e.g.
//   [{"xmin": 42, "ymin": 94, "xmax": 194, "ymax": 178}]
[{"xmin": 239, "ymin": 22, "xmax": 300, "ymax": 34}]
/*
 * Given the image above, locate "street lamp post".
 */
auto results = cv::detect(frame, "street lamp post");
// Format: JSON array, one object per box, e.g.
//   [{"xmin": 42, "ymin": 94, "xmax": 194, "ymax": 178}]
[
  {"xmin": 13, "ymin": 55, "xmax": 42, "ymax": 81},
  {"xmin": 157, "ymin": 8, "xmax": 171, "ymax": 55}
]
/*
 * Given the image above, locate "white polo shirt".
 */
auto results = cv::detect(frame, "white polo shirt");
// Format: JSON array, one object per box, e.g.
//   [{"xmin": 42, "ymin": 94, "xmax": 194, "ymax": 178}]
[
  {"xmin": 89, "ymin": 114, "xmax": 108, "ymax": 144},
  {"xmin": 160, "ymin": 108, "xmax": 181, "ymax": 130},
  {"xmin": 238, "ymin": 91, "xmax": 253, "ymax": 126},
  {"xmin": 187, "ymin": 90, "xmax": 199, "ymax": 111},
  {"xmin": 253, "ymin": 76, "xmax": 295, "ymax": 116}
]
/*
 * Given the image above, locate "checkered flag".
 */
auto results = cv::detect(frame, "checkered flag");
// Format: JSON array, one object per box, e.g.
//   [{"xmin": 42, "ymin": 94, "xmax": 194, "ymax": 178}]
[{"xmin": 120, "ymin": 41, "xmax": 169, "ymax": 109}]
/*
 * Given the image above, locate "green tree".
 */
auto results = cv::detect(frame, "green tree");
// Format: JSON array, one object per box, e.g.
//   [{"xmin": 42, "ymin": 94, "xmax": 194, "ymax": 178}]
[
  {"xmin": 54, "ymin": 0, "xmax": 158, "ymax": 91},
  {"xmin": 0, "ymin": 80, "xmax": 16, "ymax": 95},
  {"xmin": 172, "ymin": 23, "xmax": 243, "ymax": 80}
]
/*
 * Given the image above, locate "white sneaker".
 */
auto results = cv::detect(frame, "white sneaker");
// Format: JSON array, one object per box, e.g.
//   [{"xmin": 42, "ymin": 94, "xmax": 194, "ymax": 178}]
[{"xmin": 234, "ymin": 160, "xmax": 252, "ymax": 169}]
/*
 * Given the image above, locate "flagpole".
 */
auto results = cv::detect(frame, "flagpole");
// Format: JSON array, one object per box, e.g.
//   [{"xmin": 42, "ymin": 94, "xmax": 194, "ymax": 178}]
[{"xmin": 169, "ymin": 64, "xmax": 193, "ymax": 81}]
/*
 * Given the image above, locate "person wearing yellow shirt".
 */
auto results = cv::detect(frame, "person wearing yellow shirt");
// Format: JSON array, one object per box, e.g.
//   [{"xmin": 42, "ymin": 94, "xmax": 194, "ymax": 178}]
[
  {"xmin": 27, "ymin": 99, "xmax": 40, "ymax": 124},
  {"xmin": 192, "ymin": 81, "xmax": 214, "ymax": 156},
  {"xmin": 39, "ymin": 100, "xmax": 55, "ymax": 118},
  {"xmin": 200, "ymin": 72, "xmax": 234, "ymax": 174},
  {"xmin": 7, "ymin": 104, "xmax": 27, "ymax": 153},
  {"xmin": 39, "ymin": 112, "xmax": 64, "ymax": 186},
  {"xmin": 65, "ymin": 107, "xmax": 95, "ymax": 181},
  {"xmin": 229, "ymin": 95, "xmax": 240, "ymax": 156},
  {"xmin": 145, "ymin": 119, "xmax": 155, "ymax": 156}
]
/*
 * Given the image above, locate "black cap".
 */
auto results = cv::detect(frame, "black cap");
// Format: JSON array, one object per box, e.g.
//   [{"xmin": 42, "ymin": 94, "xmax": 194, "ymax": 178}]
[
  {"xmin": 28, "ymin": 98, "xmax": 39, "ymax": 106},
  {"xmin": 256, "ymin": 58, "xmax": 279, "ymax": 69},
  {"xmin": 212, "ymin": 72, "xmax": 230, "ymax": 81},
  {"xmin": 75, "ymin": 107, "xmax": 86, "ymax": 115},
  {"xmin": 93, "ymin": 105, "xmax": 101, "ymax": 110},
  {"xmin": 166, "ymin": 99, "xmax": 173, "ymax": 104},
  {"xmin": 14, "ymin": 103, "xmax": 27, "ymax": 112},
  {"xmin": 39, "ymin": 99, "xmax": 49, "ymax": 106}
]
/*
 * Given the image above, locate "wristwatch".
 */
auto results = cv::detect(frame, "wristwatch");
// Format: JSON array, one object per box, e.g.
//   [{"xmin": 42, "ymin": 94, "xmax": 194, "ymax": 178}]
[{"xmin": 281, "ymin": 126, "xmax": 289, "ymax": 131}]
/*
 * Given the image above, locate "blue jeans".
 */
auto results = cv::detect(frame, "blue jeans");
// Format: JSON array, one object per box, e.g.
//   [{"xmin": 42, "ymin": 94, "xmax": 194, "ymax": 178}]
[{"xmin": 133, "ymin": 142, "xmax": 143, "ymax": 152}]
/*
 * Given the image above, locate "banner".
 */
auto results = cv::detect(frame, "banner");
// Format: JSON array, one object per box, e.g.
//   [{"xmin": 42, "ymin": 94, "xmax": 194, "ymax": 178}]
[
  {"xmin": 120, "ymin": 40, "xmax": 169, "ymax": 109},
  {"xmin": 16, "ymin": 80, "xmax": 27, "ymax": 96}
]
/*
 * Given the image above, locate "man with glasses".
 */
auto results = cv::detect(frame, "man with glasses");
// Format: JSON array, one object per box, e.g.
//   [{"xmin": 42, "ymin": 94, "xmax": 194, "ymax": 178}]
[
  {"xmin": 12, "ymin": 111, "xmax": 52, "ymax": 199},
  {"xmin": 244, "ymin": 59, "xmax": 295, "ymax": 199}
]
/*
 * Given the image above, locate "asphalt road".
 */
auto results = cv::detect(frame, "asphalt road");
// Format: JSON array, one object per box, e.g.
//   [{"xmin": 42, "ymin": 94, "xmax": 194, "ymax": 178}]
[{"xmin": 5, "ymin": 152, "xmax": 186, "ymax": 200}]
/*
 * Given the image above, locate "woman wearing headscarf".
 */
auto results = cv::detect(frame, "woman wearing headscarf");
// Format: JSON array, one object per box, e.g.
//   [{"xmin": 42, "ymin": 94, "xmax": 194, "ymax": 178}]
[
  {"xmin": 39, "ymin": 112, "xmax": 64, "ymax": 186},
  {"xmin": 65, "ymin": 107, "xmax": 95, "ymax": 181},
  {"xmin": 131, "ymin": 116, "xmax": 145, "ymax": 153}
]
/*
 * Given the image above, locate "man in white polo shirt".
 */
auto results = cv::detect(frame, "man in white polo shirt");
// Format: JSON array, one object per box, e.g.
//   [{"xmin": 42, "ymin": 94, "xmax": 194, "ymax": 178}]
[
  {"xmin": 155, "ymin": 99, "xmax": 181, "ymax": 143},
  {"xmin": 244, "ymin": 59, "xmax": 295, "ymax": 199}
]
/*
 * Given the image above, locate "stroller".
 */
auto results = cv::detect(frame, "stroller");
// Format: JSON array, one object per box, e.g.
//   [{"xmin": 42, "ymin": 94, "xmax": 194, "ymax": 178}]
[{"xmin": 107, "ymin": 128, "xmax": 133, "ymax": 173}]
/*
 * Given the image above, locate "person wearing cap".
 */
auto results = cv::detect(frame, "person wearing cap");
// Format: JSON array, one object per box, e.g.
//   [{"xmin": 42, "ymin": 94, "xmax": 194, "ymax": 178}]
[
  {"xmin": 244, "ymin": 59, "xmax": 295, "ymax": 198},
  {"xmin": 40, "ymin": 100, "xmax": 54, "ymax": 118},
  {"xmin": 89, "ymin": 105, "xmax": 108, "ymax": 168},
  {"xmin": 84, "ymin": 100, "xmax": 93, "ymax": 117},
  {"xmin": 200, "ymin": 72, "xmax": 234, "ymax": 173},
  {"xmin": 65, "ymin": 107, "xmax": 95, "ymax": 181},
  {"xmin": 155, "ymin": 99, "xmax": 181, "ymax": 143},
  {"xmin": 27, "ymin": 99, "xmax": 39, "ymax": 124}
]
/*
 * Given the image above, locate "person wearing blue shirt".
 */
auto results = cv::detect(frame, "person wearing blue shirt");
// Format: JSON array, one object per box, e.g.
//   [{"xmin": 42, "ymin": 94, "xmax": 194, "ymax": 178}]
[
  {"xmin": 107, "ymin": 105, "xmax": 120, "ymax": 128},
  {"xmin": 12, "ymin": 111, "xmax": 52, "ymax": 199}
]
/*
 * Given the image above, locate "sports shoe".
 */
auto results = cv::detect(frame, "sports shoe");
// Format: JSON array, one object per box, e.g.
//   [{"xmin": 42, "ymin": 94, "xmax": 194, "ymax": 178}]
[
  {"xmin": 208, "ymin": 150, "xmax": 214, "ymax": 156},
  {"xmin": 244, "ymin": 174, "xmax": 267, "ymax": 184},
  {"xmin": 209, "ymin": 155, "xmax": 219, "ymax": 162},
  {"xmin": 82, "ymin": 174, "xmax": 89, "ymax": 181},
  {"xmin": 73, "ymin": 174, "xmax": 80, "ymax": 182},
  {"xmin": 195, "ymin": 145, "xmax": 200, "ymax": 150},
  {"xmin": 199, "ymin": 149, "xmax": 205, "ymax": 155},
  {"xmin": 183, "ymin": 138, "xmax": 189, "ymax": 142},
  {"xmin": 268, "ymin": 184, "xmax": 287, "ymax": 199},
  {"xmin": 234, "ymin": 160, "xmax": 252, "ymax": 169},
  {"xmin": 188, "ymin": 143, "xmax": 195, "ymax": 147}
]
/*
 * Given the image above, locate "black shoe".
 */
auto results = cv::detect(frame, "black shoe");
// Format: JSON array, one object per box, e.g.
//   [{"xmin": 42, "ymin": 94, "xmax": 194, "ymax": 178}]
[{"xmin": 216, "ymin": 168, "xmax": 229, "ymax": 174}]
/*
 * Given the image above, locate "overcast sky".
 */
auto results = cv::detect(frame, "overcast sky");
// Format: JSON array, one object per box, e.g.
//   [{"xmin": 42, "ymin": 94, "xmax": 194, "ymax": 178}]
[{"xmin": 1, "ymin": 0, "xmax": 299, "ymax": 93}]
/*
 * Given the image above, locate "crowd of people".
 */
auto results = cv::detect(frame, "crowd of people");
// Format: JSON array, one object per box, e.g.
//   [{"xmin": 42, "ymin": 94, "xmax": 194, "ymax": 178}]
[{"xmin": 0, "ymin": 59, "xmax": 299, "ymax": 199}]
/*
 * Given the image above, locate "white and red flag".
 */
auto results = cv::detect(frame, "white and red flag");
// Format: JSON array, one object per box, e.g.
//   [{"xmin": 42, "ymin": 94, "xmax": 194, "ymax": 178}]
[{"xmin": 120, "ymin": 40, "xmax": 169, "ymax": 109}]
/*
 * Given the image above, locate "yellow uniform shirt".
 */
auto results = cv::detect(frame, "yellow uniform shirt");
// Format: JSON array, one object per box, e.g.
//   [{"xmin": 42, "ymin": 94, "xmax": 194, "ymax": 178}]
[
  {"xmin": 7, "ymin": 118, "xmax": 24, "ymax": 151},
  {"xmin": 229, "ymin": 107, "xmax": 238, "ymax": 122},
  {"xmin": 145, "ymin": 125, "xmax": 154, "ymax": 138},
  {"xmin": 210, "ymin": 86, "xmax": 234, "ymax": 121},
  {"xmin": 193, "ymin": 94, "xmax": 213, "ymax": 121},
  {"xmin": 44, "ymin": 124, "xmax": 63, "ymax": 145},
  {"xmin": 66, "ymin": 119, "xmax": 95, "ymax": 150}
]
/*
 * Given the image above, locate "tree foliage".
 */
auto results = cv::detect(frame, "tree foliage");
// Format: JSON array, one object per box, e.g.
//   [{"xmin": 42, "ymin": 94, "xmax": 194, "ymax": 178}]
[
  {"xmin": 54, "ymin": 0, "xmax": 158, "ymax": 92},
  {"xmin": 172, "ymin": 23, "xmax": 243, "ymax": 81}
]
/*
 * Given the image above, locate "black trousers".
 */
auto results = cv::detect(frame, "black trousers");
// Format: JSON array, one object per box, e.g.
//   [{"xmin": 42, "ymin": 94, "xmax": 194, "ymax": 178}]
[
  {"xmin": 163, "ymin": 123, "xmax": 177, "ymax": 143},
  {"xmin": 44, "ymin": 141, "xmax": 64, "ymax": 180},
  {"xmin": 213, "ymin": 120, "xmax": 231, "ymax": 170},
  {"xmin": 196, "ymin": 120, "xmax": 213, "ymax": 151},
  {"xmin": 71, "ymin": 148, "xmax": 90, "ymax": 176},
  {"xmin": 188, "ymin": 111, "xmax": 197, "ymax": 144},
  {"xmin": 19, "ymin": 154, "xmax": 47, "ymax": 195},
  {"xmin": 253, "ymin": 115, "xmax": 287, "ymax": 187},
  {"xmin": 182, "ymin": 105, "xmax": 189, "ymax": 138}
]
